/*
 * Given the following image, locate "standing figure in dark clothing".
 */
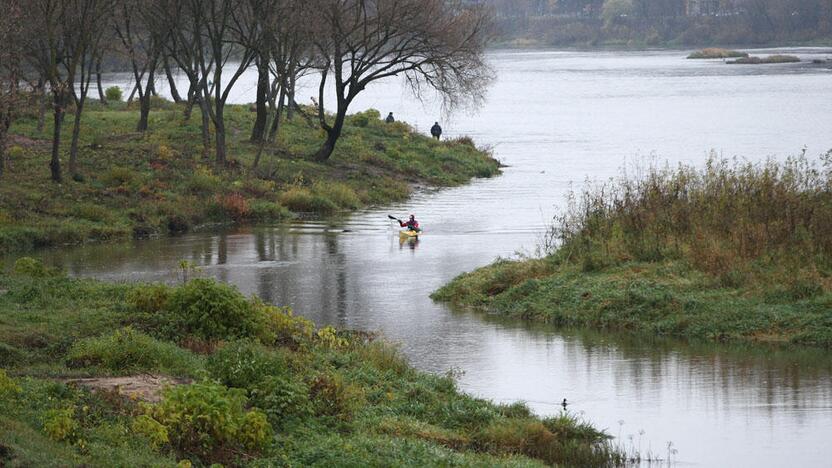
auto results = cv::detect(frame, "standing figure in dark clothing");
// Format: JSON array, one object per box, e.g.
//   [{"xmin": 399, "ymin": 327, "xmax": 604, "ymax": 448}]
[
  {"xmin": 385, "ymin": 112, "xmax": 395, "ymax": 123},
  {"xmin": 430, "ymin": 122, "xmax": 442, "ymax": 140}
]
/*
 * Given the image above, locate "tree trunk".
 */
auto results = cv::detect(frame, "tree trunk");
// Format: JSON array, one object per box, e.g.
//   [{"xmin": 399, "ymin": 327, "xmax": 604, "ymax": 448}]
[
  {"xmin": 214, "ymin": 102, "xmax": 227, "ymax": 166},
  {"xmin": 164, "ymin": 58, "xmax": 182, "ymax": 103},
  {"xmin": 315, "ymin": 106, "xmax": 347, "ymax": 161},
  {"xmin": 137, "ymin": 93, "xmax": 151, "ymax": 132},
  {"xmin": 250, "ymin": 57, "xmax": 269, "ymax": 142},
  {"xmin": 50, "ymin": 97, "xmax": 65, "ymax": 183},
  {"xmin": 198, "ymin": 97, "xmax": 211, "ymax": 159},
  {"xmin": 184, "ymin": 82, "xmax": 197, "ymax": 120},
  {"xmin": 267, "ymin": 87, "xmax": 286, "ymax": 143},
  {"xmin": 68, "ymin": 101, "xmax": 84, "ymax": 177},
  {"xmin": 286, "ymin": 75, "xmax": 296, "ymax": 121},
  {"xmin": 0, "ymin": 120, "xmax": 7, "ymax": 177},
  {"xmin": 96, "ymin": 60, "xmax": 107, "ymax": 105},
  {"xmin": 127, "ymin": 81, "xmax": 139, "ymax": 103},
  {"xmin": 36, "ymin": 81, "xmax": 47, "ymax": 133}
]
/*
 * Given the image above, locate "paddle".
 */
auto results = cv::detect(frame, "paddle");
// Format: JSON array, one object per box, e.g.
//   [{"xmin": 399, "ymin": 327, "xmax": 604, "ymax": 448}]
[{"xmin": 387, "ymin": 215, "xmax": 402, "ymax": 224}]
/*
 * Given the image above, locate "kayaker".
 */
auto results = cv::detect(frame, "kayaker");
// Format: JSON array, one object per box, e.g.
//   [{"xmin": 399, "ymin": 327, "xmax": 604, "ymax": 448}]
[{"xmin": 400, "ymin": 214, "xmax": 421, "ymax": 232}]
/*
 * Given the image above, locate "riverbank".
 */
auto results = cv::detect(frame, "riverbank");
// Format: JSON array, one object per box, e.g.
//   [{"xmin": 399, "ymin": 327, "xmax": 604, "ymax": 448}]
[
  {"xmin": 434, "ymin": 157, "xmax": 832, "ymax": 348},
  {"xmin": 0, "ymin": 100, "xmax": 499, "ymax": 255},
  {"xmin": 0, "ymin": 258, "xmax": 620, "ymax": 467}
]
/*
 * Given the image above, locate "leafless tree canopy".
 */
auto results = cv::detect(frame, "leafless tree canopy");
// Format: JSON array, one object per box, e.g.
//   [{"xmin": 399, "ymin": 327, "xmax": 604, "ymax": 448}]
[
  {"xmin": 3, "ymin": 0, "xmax": 495, "ymax": 178},
  {"xmin": 311, "ymin": 0, "xmax": 494, "ymax": 160}
]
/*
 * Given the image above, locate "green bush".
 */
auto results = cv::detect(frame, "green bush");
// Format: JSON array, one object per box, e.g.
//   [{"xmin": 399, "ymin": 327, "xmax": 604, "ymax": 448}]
[
  {"xmin": 71, "ymin": 203, "xmax": 112, "ymax": 223},
  {"xmin": 313, "ymin": 182, "xmax": 361, "ymax": 210},
  {"xmin": 43, "ymin": 407, "xmax": 78, "ymax": 442},
  {"xmin": 248, "ymin": 201, "xmax": 290, "ymax": 222},
  {"xmin": 66, "ymin": 327, "xmax": 203, "ymax": 376},
  {"xmin": 249, "ymin": 375, "xmax": 313, "ymax": 428},
  {"xmin": 206, "ymin": 340, "xmax": 286, "ymax": 389},
  {"xmin": 12, "ymin": 257, "xmax": 61, "ymax": 278},
  {"xmin": 185, "ymin": 169, "xmax": 222, "ymax": 195},
  {"xmin": 142, "ymin": 382, "xmax": 273, "ymax": 463},
  {"xmin": 101, "ymin": 167, "xmax": 138, "ymax": 188},
  {"xmin": 127, "ymin": 283, "xmax": 172, "ymax": 314},
  {"xmin": 105, "ymin": 86, "xmax": 123, "ymax": 102},
  {"xmin": 165, "ymin": 279, "xmax": 262, "ymax": 341},
  {"xmin": 279, "ymin": 187, "xmax": 338, "ymax": 213},
  {"xmin": 0, "ymin": 368, "xmax": 22, "ymax": 396},
  {"xmin": 309, "ymin": 373, "xmax": 364, "ymax": 421},
  {"xmin": 257, "ymin": 303, "xmax": 314, "ymax": 349}
]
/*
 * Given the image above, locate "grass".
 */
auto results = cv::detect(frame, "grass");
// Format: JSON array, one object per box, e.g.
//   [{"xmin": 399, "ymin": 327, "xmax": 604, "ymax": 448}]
[
  {"xmin": 729, "ymin": 55, "xmax": 801, "ymax": 64},
  {"xmin": 0, "ymin": 258, "xmax": 622, "ymax": 467},
  {"xmin": 687, "ymin": 48, "xmax": 749, "ymax": 59},
  {"xmin": 434, "ymin": 155, "xmax": 832, "ymax": 348},
  {"xmin": 0, "ymin": 103, "xmax": 499, "ymax": 255}
]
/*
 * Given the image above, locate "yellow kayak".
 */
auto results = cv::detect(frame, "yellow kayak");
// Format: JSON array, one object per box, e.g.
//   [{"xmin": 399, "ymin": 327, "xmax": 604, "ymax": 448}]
[{"xmin": 399, "ymin": 230, "xmax": 420, "ymax": 240}]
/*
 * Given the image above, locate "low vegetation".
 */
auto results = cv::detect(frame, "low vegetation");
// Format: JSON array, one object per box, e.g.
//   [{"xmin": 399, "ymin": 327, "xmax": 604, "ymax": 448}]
[
  {"xmin": 434, "ymin": 155, "xmax": 832, "ymax": 348},
  {"xmin": 0, "ymin": 100, "xmax": 499, "ymax": 255},
  {"xmin": 729, "ymin": 55, "xmax": 801, "ymax": 64},
  {"xmin": 687, "ymin": 48, "xmax": 749, "ymax": 59},
  {"xmin": 0, "ymin": 258, "xmax": 622, "ymax": 467}
]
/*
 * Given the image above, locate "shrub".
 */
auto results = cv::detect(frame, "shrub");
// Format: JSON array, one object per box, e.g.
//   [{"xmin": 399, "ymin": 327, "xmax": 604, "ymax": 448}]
[
  {"xmin": 165, "ymin": 279, "xmax": 262, "ymax": 341},
  {"xmin": 0, "ymin": 368, "xmax": 21, "ymax": 396},
  {"xmin": 309, "ymin": 373, "xmax": 363, "ymax": 421},
  {"xmin": 249, "ymin": 375, "xmax": 313, "ymax": 428},
  {"xmin": 207, "ymin": 193, "xmax": 250, "ymax": 222},
  {"xmin": 101, "ymin": 166, "xmax": 138, "ymax": 188},
  {"xmin": 43, "ymin": 407, "xmax": 78, "ymax": 442},
  {"xmin": 279, "ymin": 187, "xmax": 338, "ymax": 213},
  {"xmin": 12, "ymin": 257, "xmax": 60, "ymax": 278},
  {"xmin": 105, "ymin": 86, "xmax": 123, "ymax": 102},
  {"xmin": 313, "ymin": 182, "xmax": 361, "ymax": 210},
  {"xmin": 127, "ymin": 283, "xmax": 172, "ymax": 314},
  {"xmin": 142, "ymin": 382, "xmax": 273, "ymax": 463},
  {"xmin": 66, "ymin": 327, "xmax": 202, "ymax": 376},
  {"xmin": 257, "ymin": 303, "xmax": 314, "ymax": 349},
  {"xmin": 131, "ymin": 414, "xmax": 169, "ymax": 449},
  {"xmin": 206, "ymin": 340, "xmax": 286, "ymax": 389},
  {"xmin": 71, "ymin": 203, "xmax": 112, "ymax": 223},
  {"xmin": 248, "ymin": 201, "xmax": 290, "ymax": 222},
  {"xmin": 186, "ymin": 168, "xmax": 222, "ymax": 195}
]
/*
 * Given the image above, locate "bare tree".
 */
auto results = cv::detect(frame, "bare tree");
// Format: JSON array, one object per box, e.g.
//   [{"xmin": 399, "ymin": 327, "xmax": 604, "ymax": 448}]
[
  {"xmin": 113, "ymin": 0, "xmax": 167, "ymax": 132},
  {"xmin": 309, "ymin": 0, "xmax": 494, "ymax": 161},
  {"xmin": 0, "ymin": 0, "xmax": 24, "ymax": 178},
  {"xmin": 66, "ymin": 0, "xmax": 114, "ymax": 178},
  {"xmin": 163, "ymin": 0, "xmax": 259, "ymax": 166},
  {"xmin": 22, "ymin": 0, "xmax": 115, "ymax": 182}
]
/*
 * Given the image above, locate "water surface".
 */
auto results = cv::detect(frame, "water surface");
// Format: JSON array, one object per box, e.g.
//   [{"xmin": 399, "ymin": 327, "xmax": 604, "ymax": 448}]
[{"xmin": 33, "ymin": 48, "xmax": 832, "ymax": 467}]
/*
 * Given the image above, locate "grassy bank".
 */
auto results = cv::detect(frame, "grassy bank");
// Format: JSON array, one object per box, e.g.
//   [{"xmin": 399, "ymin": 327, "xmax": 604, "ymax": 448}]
[
  {"xmin": 434, "ymin": 156, "xmax": 832, "ymax": 348},
  {"xmin": 686, "ymin": 48, "xmax": 749, "ymax": 59},
  {"xmin": 0, "ymin": 258, "xmax": 620, "ymax": 467},
  {"xmin": 0, "ymin": 100, "xmax": 499, "ymax": 255}
]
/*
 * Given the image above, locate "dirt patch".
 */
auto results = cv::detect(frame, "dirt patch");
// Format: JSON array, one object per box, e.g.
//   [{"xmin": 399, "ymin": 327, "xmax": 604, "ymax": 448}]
[
  {"xmin": 7, "ymin": 135, "xmax": 48, "ymax": 149},
  {"xmin": 65, "ymin": 375, "xmax": 190, "ymax": 403}
]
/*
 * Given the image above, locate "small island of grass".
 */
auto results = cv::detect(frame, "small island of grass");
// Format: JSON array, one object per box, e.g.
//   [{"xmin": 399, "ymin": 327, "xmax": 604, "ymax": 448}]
[
  {"xmin": 729, "ymin": 54, "xmax": 801, "ymax": 64},
  {"xmin": 687, "ymin": 48, "xmax": 749, "ymax": 59},
  {"xmin": 0, "ymin": 259, "xmax": 623, "ymax": 467},
  {"xmin": 434, "ymin": 156, "xmax": 832, "ymax": 349}
]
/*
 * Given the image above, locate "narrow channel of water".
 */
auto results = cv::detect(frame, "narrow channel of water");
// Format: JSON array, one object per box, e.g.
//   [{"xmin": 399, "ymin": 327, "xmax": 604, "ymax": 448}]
[{"xmin": 21, "ymin": 48, "xmax": 832, "ymax": 466}]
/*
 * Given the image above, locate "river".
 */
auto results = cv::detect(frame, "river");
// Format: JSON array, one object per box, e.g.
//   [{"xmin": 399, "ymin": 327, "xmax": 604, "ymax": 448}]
[{"xmin": 26, "ymin": 48, "xmax": 832, "ymax": 466}]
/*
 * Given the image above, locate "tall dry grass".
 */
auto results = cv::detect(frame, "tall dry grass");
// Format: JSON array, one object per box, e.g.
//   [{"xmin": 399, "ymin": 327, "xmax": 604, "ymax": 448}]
[{"xmin": 545, "ymin": 153, "xmax": 832, "ymax": 282}]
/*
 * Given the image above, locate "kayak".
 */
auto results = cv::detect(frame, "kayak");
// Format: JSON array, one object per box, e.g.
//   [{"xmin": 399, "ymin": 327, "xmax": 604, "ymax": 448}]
[{"xmin": 399, "ymin": 230, "xmax": 420, "ymax": 240}]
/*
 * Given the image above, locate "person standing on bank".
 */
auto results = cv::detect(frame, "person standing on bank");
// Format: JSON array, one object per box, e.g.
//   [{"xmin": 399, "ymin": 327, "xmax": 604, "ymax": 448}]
[
  {"xmin": 386, "ymin": 112, "xmax": 395, "ymax": 123},
  {"xmin": 430, "ymin": 122, "xmax": 442, "ymax": 140}
]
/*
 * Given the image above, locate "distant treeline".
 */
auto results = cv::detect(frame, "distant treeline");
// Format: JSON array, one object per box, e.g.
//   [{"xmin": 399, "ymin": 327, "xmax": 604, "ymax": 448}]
[{"xmin": 481, "ymin": 0, "xmax": 832, "ymax": 46}]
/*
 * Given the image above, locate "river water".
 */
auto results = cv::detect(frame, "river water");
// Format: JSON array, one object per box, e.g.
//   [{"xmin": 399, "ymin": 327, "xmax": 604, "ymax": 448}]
[{"xmin": 25, "ymin": 48, "xmax": 832, "ymax": 466}]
